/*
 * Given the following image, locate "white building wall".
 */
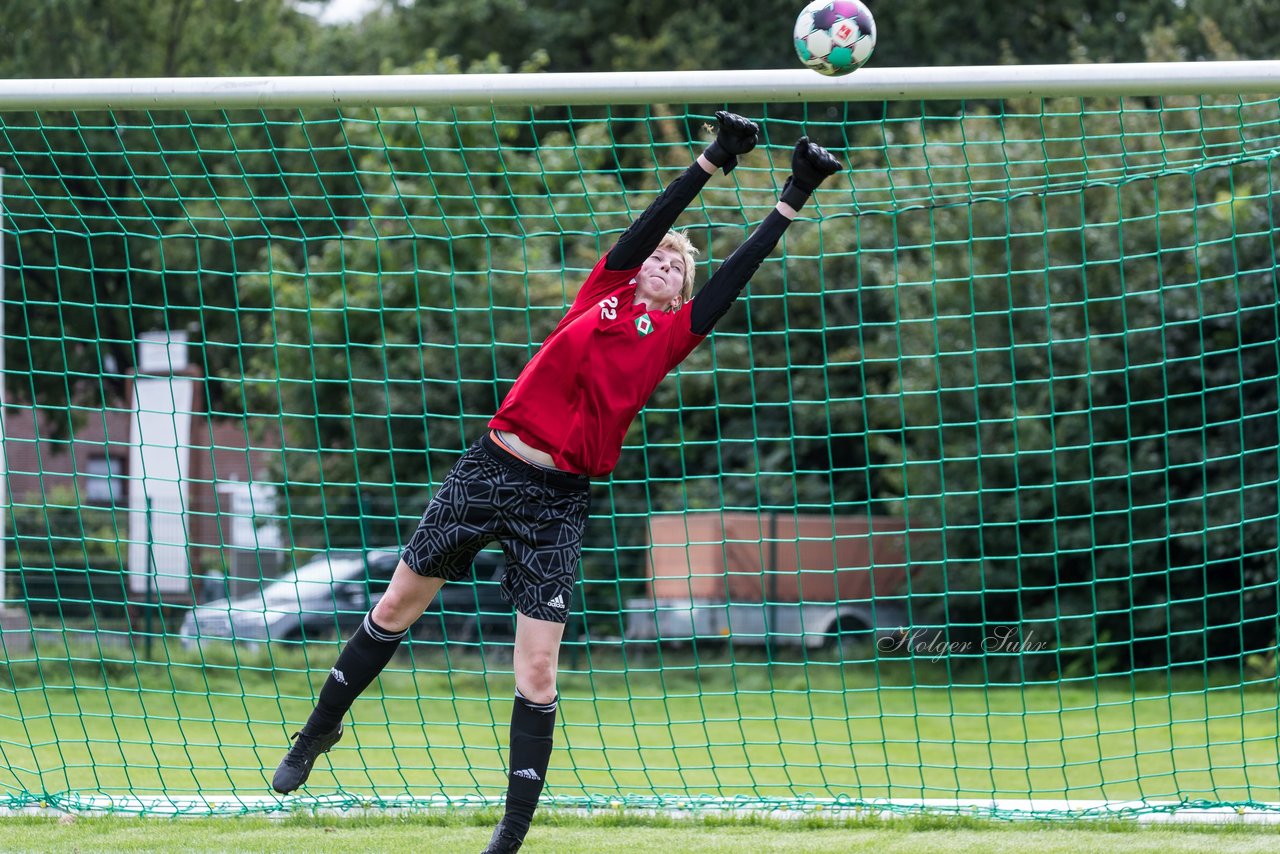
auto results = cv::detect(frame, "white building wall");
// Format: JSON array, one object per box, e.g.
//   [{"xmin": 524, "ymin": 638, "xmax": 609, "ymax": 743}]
[{"xmin": 127, "ymin": 333, "xmax": 195, "ymax": 597}]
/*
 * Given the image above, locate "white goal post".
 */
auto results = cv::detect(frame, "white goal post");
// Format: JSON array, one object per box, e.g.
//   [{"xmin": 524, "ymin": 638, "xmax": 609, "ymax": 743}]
[{"xmin": 0, "ymin": 61, "xmax": 1279, "ymax": 110}]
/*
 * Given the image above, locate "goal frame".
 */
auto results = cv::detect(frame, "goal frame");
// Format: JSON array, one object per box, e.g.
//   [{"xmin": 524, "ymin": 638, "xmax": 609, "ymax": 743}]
[{"xmin": 2, "ymin": 61, "xmax": 1278, "ymax": 824}]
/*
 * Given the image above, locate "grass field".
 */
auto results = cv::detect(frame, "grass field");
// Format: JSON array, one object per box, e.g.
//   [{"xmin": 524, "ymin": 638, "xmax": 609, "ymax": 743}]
[
  {"xmin": 2, "ymin": 635, "xmax": 1279, "ymax": 819},
  {"xmin": 4, "ymin": 812, "xmax": 1280, "ymax": 853}
]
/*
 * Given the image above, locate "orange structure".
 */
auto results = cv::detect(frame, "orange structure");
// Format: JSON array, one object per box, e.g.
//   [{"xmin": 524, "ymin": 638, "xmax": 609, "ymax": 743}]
[{"xmin": 645, "ymin": 510, "xmax": 914, "ymax": 603}]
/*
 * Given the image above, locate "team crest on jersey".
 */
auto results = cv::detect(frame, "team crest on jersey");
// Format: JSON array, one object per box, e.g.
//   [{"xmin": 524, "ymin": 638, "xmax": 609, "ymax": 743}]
[{"xmin": 634, "ymin": 314, "xmax": 653, "ymax": 337}]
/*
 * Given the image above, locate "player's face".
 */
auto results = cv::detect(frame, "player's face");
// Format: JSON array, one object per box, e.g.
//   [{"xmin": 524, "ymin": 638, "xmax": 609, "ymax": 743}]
[{"xmin": 636, "ymin": 247, "xmax": 686, "ymax": 309}]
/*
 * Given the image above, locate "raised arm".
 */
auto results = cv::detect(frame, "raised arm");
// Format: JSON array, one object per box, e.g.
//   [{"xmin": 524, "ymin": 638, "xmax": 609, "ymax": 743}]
[
  {"xmin": 605, "ymin": 111, "xmax": 760, "ymax": 271},
  {"xmin": 689, "ymin": 137, "xmax": 842, "ymax": 335}
]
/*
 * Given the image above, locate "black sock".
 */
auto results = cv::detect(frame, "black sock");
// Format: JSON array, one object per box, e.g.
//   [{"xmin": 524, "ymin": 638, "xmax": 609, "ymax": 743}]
[
  {"xmin": 304, "ymin": 612, "xmax": 407, "ymax": 733},
  {"xmin": 501, "ymin": 688, "xmax": 558, "ymax": 839}
]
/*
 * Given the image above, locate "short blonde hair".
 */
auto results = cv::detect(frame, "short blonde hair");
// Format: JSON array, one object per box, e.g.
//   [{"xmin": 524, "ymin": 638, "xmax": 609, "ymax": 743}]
[{"xmin": 658, "ymin": 230, "xmax": 699, "ymax": 303}]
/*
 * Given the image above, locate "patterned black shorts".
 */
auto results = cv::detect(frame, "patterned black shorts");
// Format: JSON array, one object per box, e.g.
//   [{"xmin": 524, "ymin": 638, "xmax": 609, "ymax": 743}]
[{"xmin": 401, "ymin": 433, "xmax": 591, "ymax": 624}]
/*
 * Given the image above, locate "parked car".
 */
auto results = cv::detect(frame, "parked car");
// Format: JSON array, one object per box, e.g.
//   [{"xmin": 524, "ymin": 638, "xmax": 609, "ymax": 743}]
[
  {"xmin": 179, "ymin": 548, "xmax": 513, "ymax": 647},
  {"xmin": 624, "ymin": 596, "xmax": 905, "ymax": 651}
]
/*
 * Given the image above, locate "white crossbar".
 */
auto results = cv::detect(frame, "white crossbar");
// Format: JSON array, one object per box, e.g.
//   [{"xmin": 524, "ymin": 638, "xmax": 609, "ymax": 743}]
[{"xmin": 2, "ymin": 61, "xmax": 1280, "ymax": 111}]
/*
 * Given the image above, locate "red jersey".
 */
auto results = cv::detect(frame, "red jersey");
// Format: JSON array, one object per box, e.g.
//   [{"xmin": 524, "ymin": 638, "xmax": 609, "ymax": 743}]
[{"xmin": 489, "ymin": 257, "xmax": 706, "ymax": 476}]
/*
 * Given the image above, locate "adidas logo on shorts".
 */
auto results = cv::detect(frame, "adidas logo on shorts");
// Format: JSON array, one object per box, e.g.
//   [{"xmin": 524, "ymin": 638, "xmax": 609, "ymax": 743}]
[
  {"xmin": 547, "ymin": 594, "xmax": 566, "ymax": 610},
  {"xmin": 513, "ymin": 768, "xmax": 541, "ymax": 781}
]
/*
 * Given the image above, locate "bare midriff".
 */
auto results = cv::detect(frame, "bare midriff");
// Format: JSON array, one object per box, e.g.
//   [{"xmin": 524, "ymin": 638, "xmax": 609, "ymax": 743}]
[{"xmin": 489, "ymin": 429, "xmax": 564, "ymax": 471}]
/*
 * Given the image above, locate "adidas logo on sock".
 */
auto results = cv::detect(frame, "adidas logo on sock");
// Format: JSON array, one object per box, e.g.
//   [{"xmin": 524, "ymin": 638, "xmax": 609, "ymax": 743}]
[
  {"xmin": 330, "ymin": 668, "xmax": 348, "ymax": 685},
  {"xmin": 547, "ymin": 594, "xmax": 565, "ymax": 610},
  {"xmin": 513, "ymin": 768, "xmax": 541, "ymax": 781}
]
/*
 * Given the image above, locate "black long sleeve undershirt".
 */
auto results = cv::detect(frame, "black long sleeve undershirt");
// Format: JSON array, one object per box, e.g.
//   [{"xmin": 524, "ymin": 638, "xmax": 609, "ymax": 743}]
[
  {"xmin": 689, "ymin": 210, "xmax": 792, "ymax": 336},
  {"xmin": 605, "ymin": 162, "xmax": 712, "ymax": 271}
]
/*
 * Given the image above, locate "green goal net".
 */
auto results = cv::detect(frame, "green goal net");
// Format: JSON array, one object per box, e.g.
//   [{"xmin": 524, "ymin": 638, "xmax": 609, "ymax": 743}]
[{"xmin": 0, "ymin": 65, "xmax": 1278, "ymax": 819}]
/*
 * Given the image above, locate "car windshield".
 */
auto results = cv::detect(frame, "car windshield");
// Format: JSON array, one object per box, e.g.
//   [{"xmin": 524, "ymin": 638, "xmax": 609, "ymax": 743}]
[{"xmin": 260, "ymin": 557, "xmax": 364, "ymax": 605}]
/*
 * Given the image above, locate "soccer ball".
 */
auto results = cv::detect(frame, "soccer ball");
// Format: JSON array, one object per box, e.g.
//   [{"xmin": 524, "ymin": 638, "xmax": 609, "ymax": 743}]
[{"xmin": 794, "ymin": 0, "xmax": 877, "ymax": 77}]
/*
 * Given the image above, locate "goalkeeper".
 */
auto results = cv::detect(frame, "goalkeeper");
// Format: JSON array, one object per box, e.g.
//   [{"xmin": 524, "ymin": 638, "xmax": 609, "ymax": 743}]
[{"xmin": 272, "ymin": 111, "xmax": 841, "ymax": 853}]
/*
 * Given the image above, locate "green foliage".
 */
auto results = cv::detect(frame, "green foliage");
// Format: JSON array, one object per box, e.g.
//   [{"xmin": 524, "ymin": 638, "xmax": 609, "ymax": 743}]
[
  {"xmin": 0, "ymin": 0, "xmax": 321, "ymax": 78},
  {"xmin": 5, "ymin": 485, "xmax": 126, "ymax": 570},
  {"xmin": 0, "ymin": 2, "xmax": 1277, "ymax": 674},
  {"xmin": 865, "ymin": 94, "xmax": 1280, "ymax": 671},
  {"xmin": 4, "ymin": 485, "xmax": 130, "ymax": 618},
  {"xmin": 344, "ymin": 0, "xmax": 1280, "ymax": 72}
]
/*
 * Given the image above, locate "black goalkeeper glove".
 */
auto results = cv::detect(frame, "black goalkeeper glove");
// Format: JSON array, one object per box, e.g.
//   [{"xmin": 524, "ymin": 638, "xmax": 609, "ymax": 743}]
[
  {"xmin": 703, "ymin": 110, "xmax": 760, "ymax": 175},
  {"xmin": 779, "ymin": 136, "xmax": 842, "ymax": 210}
]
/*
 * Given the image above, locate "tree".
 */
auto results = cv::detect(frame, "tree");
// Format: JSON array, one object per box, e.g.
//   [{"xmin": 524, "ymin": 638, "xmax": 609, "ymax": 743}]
[
  {"xmin": 0, "ymin": 0, "xmax": 337, "ymax": 427},
  {"xmin": 856, "ymin": 79, "xmax": 1280, "ymax": 674},
  {"xmin": 0, "ymin": 0, "xmax": 320, "ymax": 79},
  {"xmin": 339, "ymin": 0, "xmax": 1280, "ymax": 73}
]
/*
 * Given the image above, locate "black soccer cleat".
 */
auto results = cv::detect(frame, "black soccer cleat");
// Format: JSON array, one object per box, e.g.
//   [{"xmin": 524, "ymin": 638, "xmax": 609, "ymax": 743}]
[
  {"xmin": 271, "ymin": 722, "xmax": 343, "ymax": 794},
  {"xmin": 480, "ymin": 818, "xmax": 526, "ymax": 853}
]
